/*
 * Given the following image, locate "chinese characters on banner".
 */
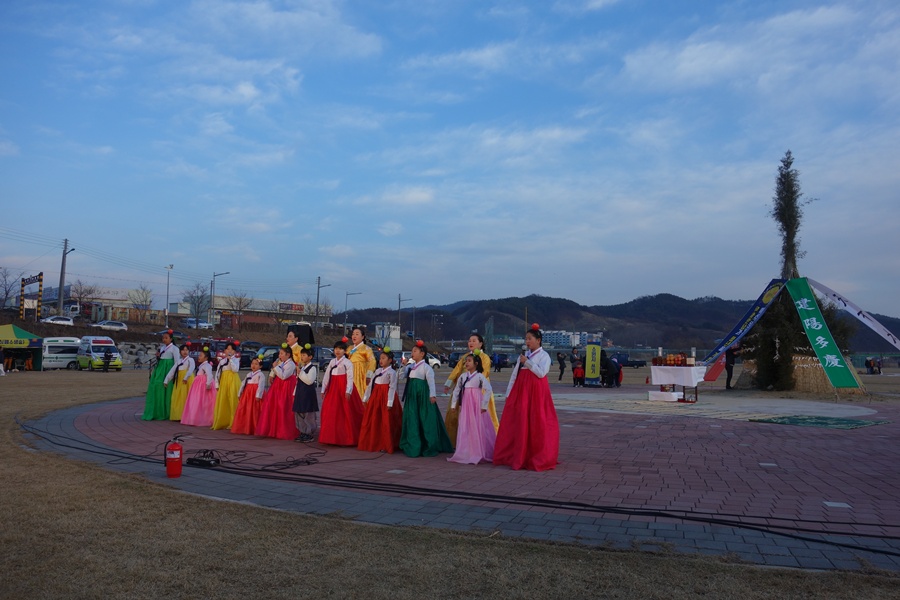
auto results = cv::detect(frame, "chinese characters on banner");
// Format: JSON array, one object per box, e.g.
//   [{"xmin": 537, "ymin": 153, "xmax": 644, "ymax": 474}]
[{"xmin": 785, "ymin": 278, "xmax": 859, "ymax": 389}]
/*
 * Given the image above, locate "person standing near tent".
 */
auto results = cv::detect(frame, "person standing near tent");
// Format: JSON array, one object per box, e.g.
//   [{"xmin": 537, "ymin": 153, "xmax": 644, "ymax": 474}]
[
  {"xmin": 725, "ymin": 345, "xmax": 740, "ymax": 390},
  {"xmin": 0, "ymin": 346, "xmax": 6, "ymax": 376}
]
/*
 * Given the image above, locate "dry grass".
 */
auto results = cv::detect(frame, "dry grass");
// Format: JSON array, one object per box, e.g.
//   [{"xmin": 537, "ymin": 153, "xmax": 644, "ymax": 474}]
[{"xmin": 1, "ymin": 370, "xmax": 898, "ymax": 599}]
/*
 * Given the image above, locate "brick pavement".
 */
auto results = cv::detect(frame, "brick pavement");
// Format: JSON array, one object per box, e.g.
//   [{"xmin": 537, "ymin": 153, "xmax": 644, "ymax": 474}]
[{"xmin": 23, "ymin": 383, "xmax": 900, "ymax": 572}]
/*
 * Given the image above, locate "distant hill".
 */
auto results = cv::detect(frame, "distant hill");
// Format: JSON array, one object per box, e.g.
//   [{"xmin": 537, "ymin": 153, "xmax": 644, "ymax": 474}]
[{"xmin": 343, "ymin": 294, "xmax": 900, "ymax": 352}]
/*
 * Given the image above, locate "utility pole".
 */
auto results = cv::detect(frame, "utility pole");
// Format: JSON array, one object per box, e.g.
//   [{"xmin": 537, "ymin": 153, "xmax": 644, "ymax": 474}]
[
  {"xmin": 164, "ymin": 264, "xmax": 174, "ymax": 327},
  {"xmin": 314, "ymin": 276, "xmax": 331, "ymax": 331},
  {"xmin": 398, "ymin": 293, "xmax": 411, "ymax": 337},
  {"xmin": 57, "ymin": 238, "xmax": 75, "ymax": 315},
  {"xmin": 210, "ymin": 271, "xmax": 229, "ymax": 325},
  {"xmin": 343, "ymin": 291, "xmax": 362, "ymax": 336}
]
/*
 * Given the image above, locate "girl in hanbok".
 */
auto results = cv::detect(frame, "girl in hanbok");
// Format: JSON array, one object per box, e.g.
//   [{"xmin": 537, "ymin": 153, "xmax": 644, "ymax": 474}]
[
  {"xmin": 493, "ymin": 324, "xmax": 559, "ymax": 471},
  {"xmin": 399, "ymin": 341, "xmax": 453, "ymax": 458},
  {"xmin": 212, "ymin": 342, "xmax": 240, "ymax": 430},
  {"xmin": 256, "ymin": 345, "xmax": 300, "ymax": 440},
  {"xmin": 181, "ymin": 348, "xmax": 217, "ymax": 427},
  {"xmin": 319, "ymin": 338, "xmax": 365, "ymax": 446},
  {"xmin": 347, "ymin": 326, "xmax": 376, "ymax": 400},
  {"xmin": 231, "ymin": 356, "xmax": 266, "ymax": 435},
  {"xmin": 142, "ymin": 331, "xmax": 179, "ymax": 420},
  {"xmin": 448, "ymin": 353, "xmax": 496, "ymax": 465},
  {"xmin": 293, "ymin": 345, "xmax": 320, "ymax": 442},
  {"xmin": 358, "ymin": 348, "xmax": 403, "ymax": 453},
  {"xmin": 442, "ymin": 333, "xmax": 499, "ymax": 445},
  {"xmin": 165, "ymin": 344, "xmax": 194, "ymax": 421}
]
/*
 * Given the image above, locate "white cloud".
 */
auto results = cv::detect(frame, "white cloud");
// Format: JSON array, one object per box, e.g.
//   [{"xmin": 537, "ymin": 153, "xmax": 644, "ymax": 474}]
[
  {"xmin": 381, "ymin": 185, "xmax": 434, "ymax": 206},
  {"xmin": 0, "ymin": 140, "xmax": 20, "ymax": 156},
  {"xmin": 377, "ymin": 221, "xmax": 403, "ymax": 236}
]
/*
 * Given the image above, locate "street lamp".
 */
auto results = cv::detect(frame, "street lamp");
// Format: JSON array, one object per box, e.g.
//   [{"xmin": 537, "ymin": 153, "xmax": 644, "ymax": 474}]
[
  {"xmin": 314, "ymin": 276, "xmax": 331, "ymax": 330},
  {"xmin": 398, "ymin": 294, "xmax": 411, "ymax": 337},
  {"xmin": 164, "ymin": 264, "xmax": 174, "ymax": 327},
  {"xmin": 210, "ymin": 271, "xmax": 229, "ymax": 325},
  {"xmin": 343, "ymin": 291, "xmax": 362, "ymax": 336},
  {"xmin": 430, "ymin": 313, "xmax": 443, "ymax": 342}
]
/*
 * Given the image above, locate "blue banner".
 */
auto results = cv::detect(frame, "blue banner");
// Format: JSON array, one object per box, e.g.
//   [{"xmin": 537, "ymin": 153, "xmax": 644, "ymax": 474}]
[{"xmin": 699, "ymin": 279, "xmax": 786, "ymax": 365}]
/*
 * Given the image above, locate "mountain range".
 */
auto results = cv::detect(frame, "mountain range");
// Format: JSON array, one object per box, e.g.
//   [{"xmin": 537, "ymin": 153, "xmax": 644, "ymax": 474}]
[{"xmin": 344, "ymin": 293, "xmax": 900, "ymax": 353}]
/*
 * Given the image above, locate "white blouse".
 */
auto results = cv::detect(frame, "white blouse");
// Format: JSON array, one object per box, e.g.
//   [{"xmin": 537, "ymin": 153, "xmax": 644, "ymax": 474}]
[
  {"xmin": 451, "ymin": 372, "xmax": 493, "ymax": 410},
  {"xmin": 273, "ymin": 359, "xmax": 296, "ymax": 380},
  {"xmin": 399, "ymin": 360, "xmax": 436, "ymax": 397},
  {"xmin": 164, "ymin": 356, "xmax": 195, "ymax": 385},
  {"xmin": 158, "ymin": 343, "xmax": 180, "ymax": 362},
  {"xmin": 363, "ymin": 367, "xmax": 398, "ymax": 407},
  {"xmin": 196, "ymin": 361, "xmax": 214, "ymax": 389},
  {"xmin": 238, "ymin": 370, "xmax": 266, "ymax": 399},
  {"xmin": 505, "ymin": 347, "xmax": 551, "ymax": 396},
  {"xmin": 322, "ymin": 356, "xmax": 354, "ymax": 396}
]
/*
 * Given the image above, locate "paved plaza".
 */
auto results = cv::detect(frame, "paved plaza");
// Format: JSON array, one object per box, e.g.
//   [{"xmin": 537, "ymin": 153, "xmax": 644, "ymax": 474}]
[{"xmin": 25, "ymin": 382, "xmax": 900, "ymax": 572}]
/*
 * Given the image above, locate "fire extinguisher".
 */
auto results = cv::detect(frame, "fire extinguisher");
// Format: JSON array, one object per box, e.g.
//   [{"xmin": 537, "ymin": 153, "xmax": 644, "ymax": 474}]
[{"xmin": 165, "ymin": 436, "xmax": 183, "ymax": 478}]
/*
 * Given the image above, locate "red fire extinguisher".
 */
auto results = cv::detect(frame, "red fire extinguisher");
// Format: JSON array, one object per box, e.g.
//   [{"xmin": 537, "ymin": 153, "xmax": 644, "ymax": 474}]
[{"xmin": 165, "ymin": 437, "xmax": 183, "ymax": 478}]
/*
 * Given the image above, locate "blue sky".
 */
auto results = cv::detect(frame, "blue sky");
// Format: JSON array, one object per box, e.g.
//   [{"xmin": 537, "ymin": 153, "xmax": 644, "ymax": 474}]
[{"xmin": 1, "ymin": 0, "xmax": 899, "ymax": 318}]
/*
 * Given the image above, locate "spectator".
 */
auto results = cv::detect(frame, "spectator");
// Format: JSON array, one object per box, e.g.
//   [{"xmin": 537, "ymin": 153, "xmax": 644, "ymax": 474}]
[
  {"xmin": 556, "ymin": 352, "xmax": 567, "ymax": 382},
  {"xmin": 0, "ymin": 346, "xmax": 6, "ymax": 376},
  {"xmin": 725, "ymin": 345, "xmax": 741, "ymax": 390}
]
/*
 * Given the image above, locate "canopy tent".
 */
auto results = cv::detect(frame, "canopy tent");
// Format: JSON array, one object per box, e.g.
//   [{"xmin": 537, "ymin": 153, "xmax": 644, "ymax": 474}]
[{"xmin": 0, "ymin": 324, "xmax": 43, "ymax": 371}]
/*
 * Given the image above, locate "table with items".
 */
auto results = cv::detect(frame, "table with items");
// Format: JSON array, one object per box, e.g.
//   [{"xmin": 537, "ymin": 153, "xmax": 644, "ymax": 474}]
[{"xmin": 649, "ymin": 365, "xmax": 707, "ymax": 402}]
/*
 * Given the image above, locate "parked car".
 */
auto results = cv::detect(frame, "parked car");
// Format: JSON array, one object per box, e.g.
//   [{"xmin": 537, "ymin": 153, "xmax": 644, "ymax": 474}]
[
  {"xmin": 494, "ymin": 353, "xmax": 512, "ymax": 370},
  {"xmin": 40, "ymin": 316, "xmax": 75, "ymax": 327},
  {"xmin": 238, "ymin": 341, "xmax": 264, "ymax": 368},
  {"xmin": 256, "ymin": 345, "xmax": 282, "ymax": 371},
  {"xmin": 448, "ymin": 351, "xmax": 464, "ymax": 367},
  {"xmin": 153, "ymin": 329, "xmax": 187, "ymax": 340},
  {"xmin": 182, "ymin": 318, "xmax": 214, "ymax": 330},
  {"xmin": 76, "ymin": 336, "xmax": 123, "ymax": 371},
  {"xmin": 400, "ymin": 351, "xmax": 441, "ymax": 369},
  {"xmin": 612, "ymin": 352, "xmax": 647, "ymax": 368},
  {"xmin": 91, "ymin": 320, "xmax": 128, "ymax": 332}
]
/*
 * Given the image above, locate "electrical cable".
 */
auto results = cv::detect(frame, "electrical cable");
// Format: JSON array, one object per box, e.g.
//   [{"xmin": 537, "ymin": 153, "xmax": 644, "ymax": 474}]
[{"xmin": 16, "ymin": 417, "xmax": 900, "ymax": 558}]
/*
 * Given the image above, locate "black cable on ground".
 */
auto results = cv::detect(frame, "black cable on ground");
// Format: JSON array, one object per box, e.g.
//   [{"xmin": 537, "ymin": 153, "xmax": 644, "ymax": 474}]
[{"xmin": 16, "ymin": 417, "xmax": 900, "ymax": 559}]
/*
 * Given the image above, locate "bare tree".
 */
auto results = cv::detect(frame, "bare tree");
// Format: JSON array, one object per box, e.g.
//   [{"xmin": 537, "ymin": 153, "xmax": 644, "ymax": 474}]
[
  {"xmin": 224, "ymin": 289, "xmax": 253, "ymax": 332},
  {"xmin": 182, "ymin": 282, "xmax": 210, "ymax": 328},
  {"xmin": 263, "ymin": 298, "xmax": 288, "ymax": 333},
  {"xmin": 69, "ymin": 279, "xmax": 101, "ymax": 318},
  {"xmin": 128, "ymin": 284, "xmax": 154, "ymax": 323},
  {"xmin": 0, "ymin": 267, "xmax": 23, "ymax": 310}
]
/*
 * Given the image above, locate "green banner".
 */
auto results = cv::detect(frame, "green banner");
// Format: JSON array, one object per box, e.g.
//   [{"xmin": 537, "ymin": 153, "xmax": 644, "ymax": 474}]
[{"xmin": 785, "ymin": 278, "xmax": 859, "ymax": 389}]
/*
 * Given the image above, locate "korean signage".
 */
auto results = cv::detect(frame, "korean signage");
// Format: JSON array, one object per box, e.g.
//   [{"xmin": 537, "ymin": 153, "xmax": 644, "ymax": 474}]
[{"xmin": 785, "ymin": 278, "xmax": 859, "ymax": 389}]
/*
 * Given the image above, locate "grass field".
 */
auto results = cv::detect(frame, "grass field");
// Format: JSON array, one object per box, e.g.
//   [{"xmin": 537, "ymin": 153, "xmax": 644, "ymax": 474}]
[{"xmin": 1, "ymin": 369, "xmax": 898, "ymax": 599}]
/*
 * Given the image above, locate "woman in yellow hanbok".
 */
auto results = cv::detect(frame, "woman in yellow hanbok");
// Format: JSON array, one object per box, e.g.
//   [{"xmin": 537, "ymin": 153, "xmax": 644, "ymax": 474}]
[
  {"xmin": 347, "ymin": 327, "xmax": 376, "ymax": 400},
  {"xmin": 443, "ymin": 334, "xmax": 499, "ymax": 444},
  {"xmin": 212, "ymin": 342, "xmax": 241, "ymax": 430},
  {"xmin": 165, "ymin": 344, "xmax": 195, "ymax": 421}
]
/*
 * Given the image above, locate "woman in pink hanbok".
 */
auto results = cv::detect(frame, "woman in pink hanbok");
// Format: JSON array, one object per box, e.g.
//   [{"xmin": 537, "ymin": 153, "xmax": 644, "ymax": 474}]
[{"xmin": 180, "ymin": 348, "xmax": 217, "ymax": 427}]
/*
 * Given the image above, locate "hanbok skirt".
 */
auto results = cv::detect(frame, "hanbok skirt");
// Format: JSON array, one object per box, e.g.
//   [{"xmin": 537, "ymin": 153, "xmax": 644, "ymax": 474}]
[
  {"xmin": 448, "ymin": 387, "xmax": 497, "ymax": 465},
  {"xmin": 180, "ymin": 373, "xmax": 217, "ymax": 427},
  {"xmin": 319, "ymin": 373, "xmax": 364, "ymax": 446},
  {"xmin": 399, "ymin": 378, "xmax": 453, "ymax": 458},
  {"xmin": 493, "ymin": 369, "xmax": 559, "ymax": 471},
  {"xmin": 357, "ymin": 383, "xmax": 403, "ymax": 453},
  {"xmin": 142, "ymin": 358, "xmax": 174, "ymax": 421},
  {"xmin": 256, "ymin": 376, "xmax": 300, "ymax": 440},
  {"xmin": 169, "ymin": 373, "xmax": 194, "ymax": 421},
  {"xmin": 231, "ymin": 383, "xmax": 261, "ymax": 435},
  {"xmin": 212, "ymin": 370, "xmax": 240, "ymax": 430}
]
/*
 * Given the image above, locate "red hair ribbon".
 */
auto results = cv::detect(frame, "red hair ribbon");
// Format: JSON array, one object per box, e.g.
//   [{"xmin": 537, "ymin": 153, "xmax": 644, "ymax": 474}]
[
  {"xmin": 341, "ymin": 336, "xmax": 349, "ymax": 343},
  {"xmin": 531, "ymin": 323, "xmax": 540, "ymax": 331},
  {"xmin": 416, "ymin": 340, "xmax": 424, "ymax": 347}
]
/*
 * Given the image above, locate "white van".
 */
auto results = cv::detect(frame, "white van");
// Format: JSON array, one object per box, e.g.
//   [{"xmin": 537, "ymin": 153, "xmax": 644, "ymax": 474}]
[
  {"xmin": 76, "ymin": 336, "xmax": 123, "ymax": 371},
  {"xmin": 42, "ymin": 337, "xmax": 82, "ymax": 370}
]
